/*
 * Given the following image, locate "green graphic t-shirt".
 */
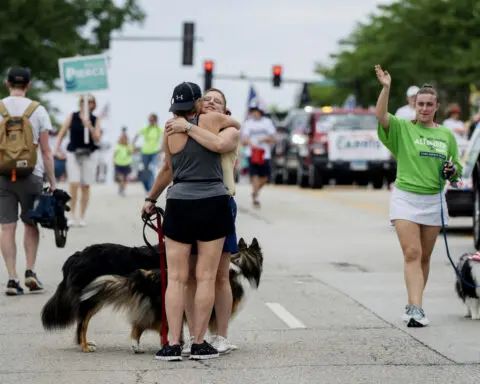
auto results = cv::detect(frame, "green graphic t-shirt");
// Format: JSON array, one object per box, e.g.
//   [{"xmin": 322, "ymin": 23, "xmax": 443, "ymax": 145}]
[
  {"xmin": 378, "ymin": 114, "xmax": 462, "ymax": 194},
  {"xmin": 139, "ymin": 125, "xmax": 163, "ymax": 155}
]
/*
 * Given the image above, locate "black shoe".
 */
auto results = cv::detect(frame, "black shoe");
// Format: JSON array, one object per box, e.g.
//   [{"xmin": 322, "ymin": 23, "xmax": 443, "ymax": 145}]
[
  {"xmin": 155, "ymin": 343, "xmax": 182, "ymax": 361},
  {"xmin": 25, "ymin": 270, "xmax": 43, "ymax": 292},
  {"xmin": 5, "ymin": 280, "xmax": 24, "ymax": 296},
  {"xmin": 190, "ymin": 341, "xmax": 219, "ymax": 360}
]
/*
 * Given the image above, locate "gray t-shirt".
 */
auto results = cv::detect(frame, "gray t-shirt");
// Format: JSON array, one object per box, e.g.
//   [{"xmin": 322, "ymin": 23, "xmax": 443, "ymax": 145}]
[{"xmin": 166, "ymin": 115, "xmax": 228, "ymax": 200}]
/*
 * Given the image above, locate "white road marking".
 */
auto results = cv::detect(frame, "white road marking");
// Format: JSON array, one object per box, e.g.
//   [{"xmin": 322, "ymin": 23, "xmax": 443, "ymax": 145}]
[{"xmin": 265, "ymin": 302, "xmax": 306, "ymax": 329}]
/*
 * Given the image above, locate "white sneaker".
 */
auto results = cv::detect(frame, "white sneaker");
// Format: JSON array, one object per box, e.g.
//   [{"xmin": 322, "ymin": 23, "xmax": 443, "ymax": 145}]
[
  {"xmin": 79, "ymin": 219, "xmax": 87, "ymax": 227},
  {"xmin": 182, "ymin": 336, "xmax": 194, "ymax": 356},
  {"xmin": 210, "ymin": 335, "xmax": 233, "ymax": 354},
  {"xmin": 67, "ymin": 217, "xmax": 77, "ymax": 227}
]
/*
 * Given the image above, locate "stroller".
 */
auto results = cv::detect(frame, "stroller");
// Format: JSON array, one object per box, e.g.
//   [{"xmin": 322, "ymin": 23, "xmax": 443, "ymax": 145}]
[{"xmin": 27, "ymin": 188, "xmax": 71, "ymax": 248}]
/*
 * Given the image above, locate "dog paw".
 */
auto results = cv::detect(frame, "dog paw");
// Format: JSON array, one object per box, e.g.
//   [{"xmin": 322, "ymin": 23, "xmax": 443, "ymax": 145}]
[
  {"xmin": 131, "ymin": 341, "xmax": 144, "ymax": 354},
  {"xmin": 132, "ymin": 346, "xmax": 145, "ymax": 354},
  {"xmin": 80, "ymin": 344, "xmax": 96, "ymax": 353}
]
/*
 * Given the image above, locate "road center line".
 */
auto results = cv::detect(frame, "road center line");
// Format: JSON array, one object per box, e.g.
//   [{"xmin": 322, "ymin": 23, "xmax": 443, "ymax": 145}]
[{"xmin": 265, "ymin": 302, "xmax": 306, "ymax": 329}]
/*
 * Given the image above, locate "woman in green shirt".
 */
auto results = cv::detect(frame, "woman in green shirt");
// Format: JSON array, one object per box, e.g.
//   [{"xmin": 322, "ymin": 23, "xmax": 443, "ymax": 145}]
[
  {"xmin": 375, "ymin": 65, "xmax": 461, "ymax": 328},
  {"xmin": 133, "ymin": 113, "xmax": 163, "ymax": 192},
  {"xmin": 114, "ymin": 134, "xmax": 134, "ymax": 196}
]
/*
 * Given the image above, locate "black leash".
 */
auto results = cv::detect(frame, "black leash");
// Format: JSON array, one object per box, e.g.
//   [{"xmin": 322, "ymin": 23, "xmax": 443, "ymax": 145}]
[{"xmin": 439, "ymin": 169, "xmax": 480, "ymax": 289}]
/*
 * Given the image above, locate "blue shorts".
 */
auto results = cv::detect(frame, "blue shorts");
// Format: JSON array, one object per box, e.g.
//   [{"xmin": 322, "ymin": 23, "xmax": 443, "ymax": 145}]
[
  {"xmin": 190, "ymin": 196, "xmax": 238, "ymax": 254},
  {"xmin": 223, "ymin": 197, "xmax": 238, "ymax": 253}
]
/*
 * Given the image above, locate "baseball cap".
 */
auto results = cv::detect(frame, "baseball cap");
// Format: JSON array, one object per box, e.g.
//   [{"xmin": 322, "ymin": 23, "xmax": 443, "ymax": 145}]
[
  {"xmin": 7, "ymin": 67, "xmax": 31, "ymax": 85},
  {"xmin": 169, "ymin": 82, "xmax": 202, "ymax": 112},
  {"xmin": 406, "ymin": 85, "xmax": 419, "ymax": 97},
  {"xmin": 248, "ymin": 100, "xmax": 264, "ymax": 113}
]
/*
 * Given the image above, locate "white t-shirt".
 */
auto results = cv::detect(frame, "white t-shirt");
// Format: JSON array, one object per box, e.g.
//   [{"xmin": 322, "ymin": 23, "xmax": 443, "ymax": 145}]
[
  {"xmin": 443, "ymin": 118, "xmax": 466, "ymax": 140},
  {"xmin": 241, "ymin": 117, "xmax": 276, "ymax": 159},
  {"xmin": 394, "ymin": 104, "xmax": 416, "ymax": 120},
  {"xmin": 443, "ymin": 118, "xmax": 468, "ymax": 155},
  {"xmin": 0, "ymin": 96, "xmax": 53, "ymax": 177}
]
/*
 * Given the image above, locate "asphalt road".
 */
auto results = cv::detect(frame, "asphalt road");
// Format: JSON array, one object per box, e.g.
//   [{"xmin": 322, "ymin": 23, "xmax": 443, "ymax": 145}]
[{"xmin": 1, "ymin": 179, "xmax": 480, "ymax": 383}]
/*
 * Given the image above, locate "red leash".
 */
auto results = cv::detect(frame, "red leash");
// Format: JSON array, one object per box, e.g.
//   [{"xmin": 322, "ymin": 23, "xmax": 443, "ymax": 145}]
[
  {"xmin": 156, "ymin": 212, "xmax": 168, "ymax": 346},
  {"xmin": 142, "ymin": 207, "xmax": 168, "ymax": 346}
]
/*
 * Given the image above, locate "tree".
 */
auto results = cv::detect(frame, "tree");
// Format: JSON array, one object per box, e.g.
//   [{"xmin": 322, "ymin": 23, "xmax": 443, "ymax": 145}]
[
  {"xmin": 316, "ymin": 0, "xmax": 480, "ymax": 120},
  {"xmin": 0, "ymin": 0, "xmax": 145, "ymax": 118}
]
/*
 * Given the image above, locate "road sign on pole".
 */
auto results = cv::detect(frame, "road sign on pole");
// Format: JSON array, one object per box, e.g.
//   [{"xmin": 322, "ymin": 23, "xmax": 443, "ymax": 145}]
[{"xmin": 58, "ymin": 54, "xmax": 109, "ymax": 94}]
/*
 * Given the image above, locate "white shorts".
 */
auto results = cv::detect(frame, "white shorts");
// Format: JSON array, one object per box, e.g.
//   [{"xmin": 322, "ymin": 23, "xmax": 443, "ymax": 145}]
[
  {"xmin": 389, "ymin": 187, "xmax": 448, "ymax": 227},
  {"xmin": 66, "ymin": 151, "xmax": 98, "ymax": 185}
]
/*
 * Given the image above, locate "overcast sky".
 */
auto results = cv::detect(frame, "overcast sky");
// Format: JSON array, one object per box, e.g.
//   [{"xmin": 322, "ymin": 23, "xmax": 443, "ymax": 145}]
[{"xmin": 46, "ymin": 0, "xmax": 389, "ymax": 143}]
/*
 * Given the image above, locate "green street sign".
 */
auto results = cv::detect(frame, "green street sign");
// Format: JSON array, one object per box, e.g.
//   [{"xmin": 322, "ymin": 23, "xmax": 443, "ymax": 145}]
[
  {"xmin": 313, "ymin": 79, "xmax": 337, "ymax": 87},
  {"xmin": 58, "ymin": 54, "xmax": 109, "ymax": 94}
]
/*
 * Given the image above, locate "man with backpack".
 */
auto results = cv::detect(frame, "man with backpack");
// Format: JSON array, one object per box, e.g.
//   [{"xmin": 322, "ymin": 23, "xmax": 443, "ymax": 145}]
[{"xmin": 0, "ymin": 67, "xmax": 56, "ymax": 295}]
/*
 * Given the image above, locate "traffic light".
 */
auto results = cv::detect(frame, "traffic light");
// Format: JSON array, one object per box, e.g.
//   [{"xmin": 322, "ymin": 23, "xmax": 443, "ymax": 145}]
[
  {"xmin": 182, "ymin": 22, "xmax": 195, "ymax": 66},
  {"xmin": 272, "ymin": 65, "xmax": 282, "ymax": 87},
  {"xmin": 204, "ymin": 60, "xmax": 214, "ymax": 90}
]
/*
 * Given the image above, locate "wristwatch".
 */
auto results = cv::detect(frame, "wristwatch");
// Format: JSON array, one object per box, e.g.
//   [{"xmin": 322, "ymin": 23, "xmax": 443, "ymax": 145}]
[
  {"xmin": 184, "ymin": 123, "xmax": 192, "ymax": 135},
  {"xmin": 145, "ymin": 197, "xmax": 157, "ymax": 203}
]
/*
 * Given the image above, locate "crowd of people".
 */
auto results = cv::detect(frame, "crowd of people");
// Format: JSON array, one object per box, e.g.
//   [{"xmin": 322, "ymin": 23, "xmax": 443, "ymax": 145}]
[
  {"xmin": 0, "ymin": 67, "xmax": 277, "ymax": 362},
  {"xmin": 3, "ymin": 63, "xmax": 473, "ymax": 364}
]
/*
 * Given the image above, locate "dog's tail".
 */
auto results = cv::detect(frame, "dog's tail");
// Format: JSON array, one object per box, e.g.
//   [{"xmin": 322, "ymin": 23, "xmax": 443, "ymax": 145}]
[
  {"xmin": 80, "ymin": 275, "xmax": 155, "ymax": 326},
  {"xmin": 41, "ymin": 280, "xmax": 77, "ymax": 330}
]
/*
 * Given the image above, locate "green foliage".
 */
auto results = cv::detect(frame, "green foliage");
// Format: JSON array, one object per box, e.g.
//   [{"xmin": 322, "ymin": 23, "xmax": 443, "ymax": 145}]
[
  {"xmin": 0, "ymin": 0, "xmax": 145, "ymax": 119},
  {"xmin": 307, "ymin": 84, "xmax": 350, "ymax": 107},
  {"xmin": 316, "ymin": 0, "xmax": 480, "ymax": 119}
]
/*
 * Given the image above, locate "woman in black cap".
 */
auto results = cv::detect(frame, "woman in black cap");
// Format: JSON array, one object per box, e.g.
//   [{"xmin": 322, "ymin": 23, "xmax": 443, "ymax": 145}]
[{"xmin": 154, "ymin": 82, "xmax": 240, "ymax": 361}]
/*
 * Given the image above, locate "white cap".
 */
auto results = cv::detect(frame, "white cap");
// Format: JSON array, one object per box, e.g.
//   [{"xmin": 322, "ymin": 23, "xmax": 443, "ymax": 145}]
[{"xmin": 406, "ymin": 85, "xmax": 420, "ymax": 97}]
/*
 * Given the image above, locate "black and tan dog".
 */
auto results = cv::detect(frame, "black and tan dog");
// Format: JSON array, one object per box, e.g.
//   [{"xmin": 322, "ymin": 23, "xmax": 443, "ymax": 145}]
[{"xmin": 42, "ymin": 238, "xmax": 263, "ymax": 353}]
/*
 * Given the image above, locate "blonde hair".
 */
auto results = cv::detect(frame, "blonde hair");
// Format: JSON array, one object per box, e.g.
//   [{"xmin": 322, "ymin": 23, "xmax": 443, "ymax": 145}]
[{"xmin": 79, "ymin": 94, "xmax": 97, "ymax": 111}]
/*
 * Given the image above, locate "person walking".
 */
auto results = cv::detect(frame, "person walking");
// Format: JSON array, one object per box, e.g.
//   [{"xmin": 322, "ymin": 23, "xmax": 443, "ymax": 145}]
[
  {"xmin": 54, "ymin": 94, "xmax": 102, "ymax": 227},
  {"xmin": 241, "ymin": 103, "xmax": 276, "ymax": 208},
  {"xmin": 394, "ymin": 85, "xmax": 419, "ymax": 120},
  {"xmin": 133, "ymin": 114, "xmax": 163, "ymax": 193},
  {"xmin": 113, "ymin": 133, "xmax": 133, "ymax": 196},
  {"xmin": 375, "ymin": 65, "xmax": 461, "ymax": 327},
  {"xmin": 0, "ymin": 67, "xmax": 56, "ymax": 295}
]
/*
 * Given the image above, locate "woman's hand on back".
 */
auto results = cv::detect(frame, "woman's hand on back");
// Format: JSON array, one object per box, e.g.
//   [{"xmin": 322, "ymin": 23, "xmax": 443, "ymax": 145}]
[{"xmin": 165, "ymin": 117, "xmax": 188, "ymax": 136}]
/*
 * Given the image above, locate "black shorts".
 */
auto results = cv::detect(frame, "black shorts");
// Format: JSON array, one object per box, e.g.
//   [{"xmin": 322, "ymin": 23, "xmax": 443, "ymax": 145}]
[
  {"xmin": 163, "ymin": 195, "xmax": 234, "ymax": 244},
  {"xmin": 115, "ymin": 165, "xmax": 132, "ymax": 177},
  {"xmin": 248, "ymin": 158, "xmax": 271, "ymax": 178}
]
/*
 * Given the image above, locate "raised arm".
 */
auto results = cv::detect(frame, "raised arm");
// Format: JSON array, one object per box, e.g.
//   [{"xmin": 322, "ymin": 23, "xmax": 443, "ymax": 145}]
[{"xmin": 375, "ymin": 65, "xmax": 392, "ymax": 131}]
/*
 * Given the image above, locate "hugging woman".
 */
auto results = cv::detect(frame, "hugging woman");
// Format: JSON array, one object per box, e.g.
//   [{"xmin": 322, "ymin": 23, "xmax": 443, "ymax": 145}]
[{"xmin": 155, "ymin": 82, "xmax": 238, "ymax": 361}]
